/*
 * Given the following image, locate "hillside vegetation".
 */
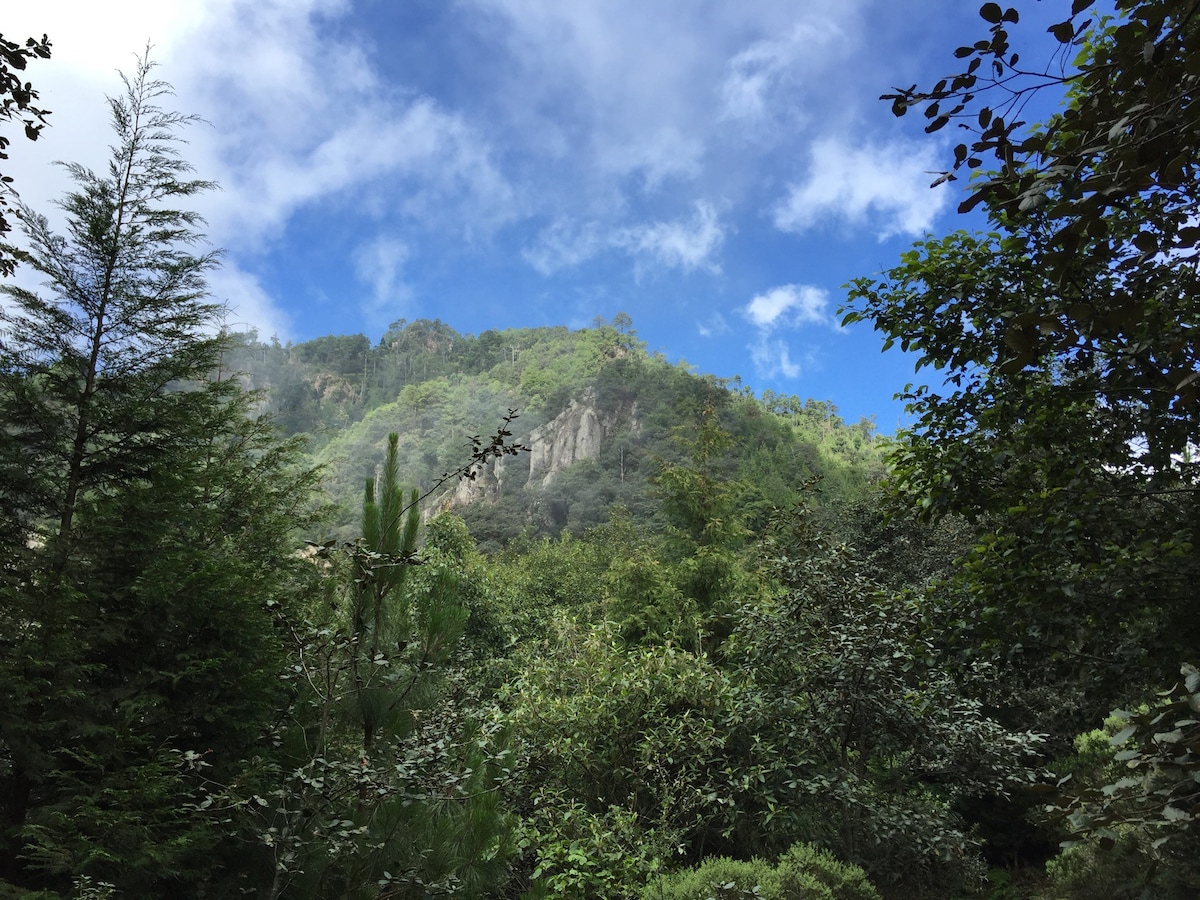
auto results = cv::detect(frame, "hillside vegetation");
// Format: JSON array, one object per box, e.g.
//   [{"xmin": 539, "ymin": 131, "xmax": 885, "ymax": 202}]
[
  {"xmin": 226, "ymin": 318, "xmax": 885, "ymax": 545},
  {"xmin": 5, "ymin": 4, "xmax": 1200, "ymax": 897}
]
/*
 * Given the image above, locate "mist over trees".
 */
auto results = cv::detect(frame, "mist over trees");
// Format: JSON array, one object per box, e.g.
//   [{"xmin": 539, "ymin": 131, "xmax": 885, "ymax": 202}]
[{"xmin": 2, "ymin": 2, "xmax": 1198, "ymax": 897}]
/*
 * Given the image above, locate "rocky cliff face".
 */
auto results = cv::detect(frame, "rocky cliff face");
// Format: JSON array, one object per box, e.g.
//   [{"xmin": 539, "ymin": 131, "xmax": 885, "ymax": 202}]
[
  {"xmin": 434, "ymin": 390, "xmax": 638, "ymax": 513},
  {"xmin": 527, "ymin": 398, "xmax": 605, "ymax": 487},
  {"xmin": 525, "ymin": 390, "xmax": 639, "ymax": 487},
  {"xmin": 447, "ymin": 452, "xmax": 508, "ymax": 507}
]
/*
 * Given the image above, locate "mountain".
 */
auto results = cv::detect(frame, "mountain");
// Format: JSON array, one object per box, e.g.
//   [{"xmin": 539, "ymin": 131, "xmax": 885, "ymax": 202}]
[{"xmin": 225, "ymin": 316, "xmax": 886, "ymax": 548}]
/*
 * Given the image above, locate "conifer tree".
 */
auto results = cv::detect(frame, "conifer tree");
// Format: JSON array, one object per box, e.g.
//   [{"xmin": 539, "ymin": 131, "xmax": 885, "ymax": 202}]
[
  {"xmin": 0, "ymin": 57, "xmax": 319, "ymax": 895},
  {"xmin": 254, "ymin": 433, "xmax": 511, "ymax": 899}
]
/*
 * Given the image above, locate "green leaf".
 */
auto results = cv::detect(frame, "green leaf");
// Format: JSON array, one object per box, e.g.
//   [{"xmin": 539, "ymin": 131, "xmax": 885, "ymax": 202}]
[
  {"xmin": 1048, "ymin": 21, "xmax": 1075, "ymax": 42},
  {"xmin": 1109, "ymin": 724, "xmax": 1137, "ymax": 746},
  {"xmin": 980, "ymin": 3, "xmax": 1004, "ymax": 24}
]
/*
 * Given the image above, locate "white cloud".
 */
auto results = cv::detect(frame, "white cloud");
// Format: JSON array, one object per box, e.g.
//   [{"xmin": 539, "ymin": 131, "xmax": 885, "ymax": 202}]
[
  {"xmin": 617, "ymin": 201, "xmax": 725, "ymax": 273},
  {"xmin": 697, "ymin": 311, "xmax": 730, "ymax": 338},
  {"xmin": 5, "ymin": 0, "xmax": 518, "ymax": 339},
  {"xmin": 205, "ymin": 99, "xmax": 515, "ymax": 248},
  {"xmin": 525, "ymin": 201, "xmax": 725, "ymax": 276},
  {"xmin": 718, "ymin": 19, "xmax": 846, "ymax": 125},
  {"xmin": 744, "ymin": 284, "xmax": 832, "ymax": 329},
  {"xmin": 354, "ymin": 236, "xmax": 411, "ymax": 309},
  {"xmin": 599, "ymin": 127, "xmax": 704, "ymax": 191},
  {"xmin": 773, "ymin": 136, "xmax": 948, "ymax": 240},
  {"xmin": 742, "ymin": 283, "xmax": 835, "ymax": 379},
  {"xmin": 522, "ymin": 220, "xmax": 607, "ymax": 275},
  {"xmin": 463, "ymin": 1, "xmax": 869, "ymax": 214},
  {"xmin": 751, "ymin": 339, "xmax": 801, "ymax": 379},
  {"xmin": 207, "ymin": 265, "xmax": 293, "ymax": 341}
]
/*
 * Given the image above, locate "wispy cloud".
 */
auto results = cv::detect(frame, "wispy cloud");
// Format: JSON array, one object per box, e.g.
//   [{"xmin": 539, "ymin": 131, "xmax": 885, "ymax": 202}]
[
  {"xmin": 205, "ymin": 99, "xmax": 516, "ymax": 248},
  {"xmin": 522, "ymin": 220, "xmax": 607, "ymax": 275},
  {"xmin": 697, "ymin": 311, "xmax": 730, "ymax": 338},
  {"xmin": 751, "ymin": 339, "xmax": 802, "ymax": 379},
  {"xmin": 745, "ymin": 284, "xmax": 833, "ymax": 329},
  {"xmin": 207, "ymin": 266, "xmax": 293, "ymax": 342},
  {"xmin": 742, "ymin": 283, "xmax": 835, "ymax": 379},
  {"xmin": 599, "ymin": 127, "xmax": 704, "ymax": 191},
  {"xmin": 354, "ymin": 236, "xmax": 411, "ymax": 309},
  {"xmin": 524, "ymin": 201, "xmax": 725, "ymax": 275},
  {"xmin": 618, "ymin": 201, "xmax": 725, "ymax": 274},
  {"xmin": 773, "ymin": 136, "xmax": 948, "ymax": 240},
  {"xmin": 4, "ymin": 0, "xmax": 520, "ymax": 339},
  {"xmin": 718, "ymin": 19, "xmax": 846, "ymax": 126}
]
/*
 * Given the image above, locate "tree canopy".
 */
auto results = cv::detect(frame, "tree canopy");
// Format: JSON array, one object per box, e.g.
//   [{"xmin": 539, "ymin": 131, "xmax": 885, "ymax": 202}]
[{"xmin": 845, "ymin": 0, "xmax": 1200, "ymax": 881}]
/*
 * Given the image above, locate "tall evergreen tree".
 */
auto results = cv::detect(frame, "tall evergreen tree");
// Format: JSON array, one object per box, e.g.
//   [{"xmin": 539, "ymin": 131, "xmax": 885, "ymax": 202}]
[
  {"xmin": 0, "ymin": 58, "xmax": 319, "ymax": 896},
  {"xmin": 253, "ymin": 434, "xmax": 511, "ymax": 899}
]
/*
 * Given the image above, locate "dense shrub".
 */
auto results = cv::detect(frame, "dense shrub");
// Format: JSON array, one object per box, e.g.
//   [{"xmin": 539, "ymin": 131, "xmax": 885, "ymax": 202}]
[{"xmin": 642, "ymin": 842, "xmax": 880, "ymax": 900}]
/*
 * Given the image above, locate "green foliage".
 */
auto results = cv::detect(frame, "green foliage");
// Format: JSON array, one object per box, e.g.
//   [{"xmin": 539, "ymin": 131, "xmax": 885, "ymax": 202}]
[
  {"xmin": 643, "ymin": 841, "xmax": 880, "ymax": 900},
  {"xmin": 813, "ymin": 493, "xmax": 974, "ymax": 595},
  {"xmin": 886, "ymin": 0, "xmax": 1200, "ymax": 307},
  {"xmin": 1040, "ymin": 828, "xmax": 1200, "ymax": 900},
  {"xmin": 0, "ymin": 56, "xmax": 221, "ymax": 554},
  {"xmin": 487, "ymin": 528, "xmax": 617, "ymax": 641},
  {"xmin": 519, "ymin": 802, "xmax": 671, "ymax": 899},
  {"xmin": 241, "ymin": 433, "xmax": 513, "ymax": 898},
  {"xmin": 315, "ymin": 374, "xmax": 527, "ymax": 538},
  {"xmin": 0, "ymin": 31, "xmax": 52, "ymax": 277},
  {"xmin": 645, "ymin": 856, "xmax": 783, "ymax": 900},
  {"xmin": 844, "ymin": 2, "xmax": 1200, "ymax": 740},
  {"xmin": 0, "ymin": 57, "xmax": 320, "ymax": 896},
  {"xmin": 844, "ymin": 4, "xmax": 1200, "ymax": 888},
  {"xmin": 776, "ymin": 843, "xmax": 880, "ymax": 900},
  {"xmin": 1035, "ymin": 664, "xmax": 1200, "ymax": 897},
  {"xmin": 605, "ymin": 547, "xmax": 700, "ymax": 650},
  {"xmin": 231, "ymin": 314, "xmax": 884, "ymax": 548},
  {"xmin": 503, "ymin": 619, "xmax": 790, "ymax": 893},
  {"xmin": 729, "ymin": 503, "xmax": 1047, "ymax": 895},
  {"xmin": 419, "ymin": 512, "xmax": 508, "ymax": 658}
]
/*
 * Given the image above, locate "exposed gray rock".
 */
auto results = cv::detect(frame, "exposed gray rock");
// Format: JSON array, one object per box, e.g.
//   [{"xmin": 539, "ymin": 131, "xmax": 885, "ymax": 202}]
[
  {"xmin": 527, "ymin": 398, "xmax": 605, "ymax": 487},
  {"xmin": 430, "ymin": 389, "xmax": 638, "ymax": 516},
  {"xmin": 450, "ymin": 451, "xmax": 508, "ymax": 505}
]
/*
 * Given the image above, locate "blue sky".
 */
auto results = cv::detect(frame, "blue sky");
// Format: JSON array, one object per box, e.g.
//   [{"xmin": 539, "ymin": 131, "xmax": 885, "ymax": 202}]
[{"xmin": 4, "ymin": 1, "xmax": 1069, "ymax": 430}]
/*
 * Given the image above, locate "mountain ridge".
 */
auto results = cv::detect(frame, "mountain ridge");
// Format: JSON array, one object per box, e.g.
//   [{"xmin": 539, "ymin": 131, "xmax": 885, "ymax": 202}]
[{"xmin": 224, "ymin": 317, "xmax": 885, "ymax": 546}]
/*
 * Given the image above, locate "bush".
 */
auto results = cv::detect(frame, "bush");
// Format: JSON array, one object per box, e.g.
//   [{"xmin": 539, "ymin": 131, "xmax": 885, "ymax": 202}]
[
  {"xmin": 519, "ymin": 802, "xmax": 671, "ymax": 899},
  {"xmin": 642, "ymin": 856, "xmax": 785, "ymax": 900},
  {"xmin": 778, "ymin": 843, "xmax": 880, "ymax": 900},
  {"xmin": 642, "ymin": 842, "xmax": 880, "ymax": 900},
  {"xmin": 1040, "ymin": 829, "xmax": 1200, "ymax": 900}
]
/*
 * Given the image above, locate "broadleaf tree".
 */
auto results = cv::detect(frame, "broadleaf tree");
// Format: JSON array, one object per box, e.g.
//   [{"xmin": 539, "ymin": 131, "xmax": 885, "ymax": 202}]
[{"xmin": 843, "ymin": 0, "xmax": 1200, "ymax": 730}]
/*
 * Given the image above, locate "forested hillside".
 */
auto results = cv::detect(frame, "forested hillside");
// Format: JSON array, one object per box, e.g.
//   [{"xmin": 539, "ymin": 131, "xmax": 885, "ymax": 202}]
[
  {"xmin": 3, "ymin": 2, "xmax": 1199, "ymax": 898},
  {"xmin": 223, "ymin": 318, "xmax": 884, "ymax": 545}
]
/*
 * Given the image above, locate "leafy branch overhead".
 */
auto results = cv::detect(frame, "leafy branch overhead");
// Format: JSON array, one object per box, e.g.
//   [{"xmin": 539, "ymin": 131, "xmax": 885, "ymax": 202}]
[
  {"xmin": 884, "ymin": 1, "xmax": 1200, "ymax": 285},
  {"xmin": 0, "ymin": 31, "xmax": 52, "ymax": 277}
]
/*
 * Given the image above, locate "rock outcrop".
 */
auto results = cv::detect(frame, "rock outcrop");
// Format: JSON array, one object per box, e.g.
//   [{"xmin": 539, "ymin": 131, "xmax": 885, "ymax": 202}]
[
  {"xmin": 448, "ymin": 452, "xmax": 508, "ymax": 506},
  {"xmin": 432, "ymin": 389, "xmax": 638, "ymax": 515},
  {"xmin": 527, "ymin": 398, "xmax": 604, "ymax": 487}
]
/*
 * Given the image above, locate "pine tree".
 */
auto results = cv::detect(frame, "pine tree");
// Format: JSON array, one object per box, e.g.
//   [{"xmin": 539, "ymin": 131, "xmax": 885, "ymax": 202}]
[
  {"xmin": 0, "ymin": 57, "xmax": 320, "ymax": 895},
  {"xmin": 253, "ymin": 434, "xmax": 512, "ymax": 899}
]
